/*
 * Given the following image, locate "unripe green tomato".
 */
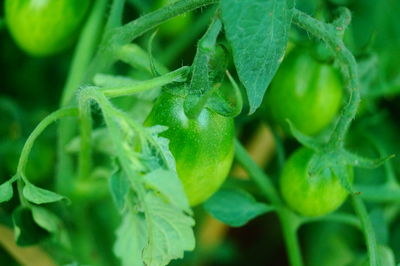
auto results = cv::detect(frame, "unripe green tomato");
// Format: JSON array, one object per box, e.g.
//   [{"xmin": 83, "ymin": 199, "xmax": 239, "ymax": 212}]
[
  {"xmin": 264, "ymin": 48, "xmax": 343, "ymax": 136},
  {"xmin": 5, "ymin": 0, "xmax": 90, "ymax": 56},
  {"xmin": 280, "ymin": 147, "xmax": 353, "ymax": 217},
  {"xmin": 145, "ymin": 91, "xmax": 235, "ymax": 206},
  {"xmin": 154, "ymin": 0, "xmax": 192, "ymax": 37}
]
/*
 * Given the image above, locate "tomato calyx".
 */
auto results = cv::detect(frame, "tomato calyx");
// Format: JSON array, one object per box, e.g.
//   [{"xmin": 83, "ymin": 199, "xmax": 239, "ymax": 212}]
[
  {"xmin": 287, "ymin": 118, "xmax": 394, "ymax": 194},
  {"xmin": 183, "ymin": 18, "xmax": 242, "ymax": 119}
]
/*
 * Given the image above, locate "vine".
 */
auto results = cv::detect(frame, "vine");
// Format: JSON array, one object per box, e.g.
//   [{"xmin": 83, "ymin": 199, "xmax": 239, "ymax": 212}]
[{"xmin": 2, "ymin": 0, "xmax": 397, "ymax": 265}]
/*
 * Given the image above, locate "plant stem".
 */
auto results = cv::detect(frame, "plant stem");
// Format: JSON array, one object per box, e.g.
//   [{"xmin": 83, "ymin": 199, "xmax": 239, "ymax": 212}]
[
  {"xmin": 86, "ymin": 0, "xmax": 219, "ymax": 79},
  {"xmin": 277, "ymin": 208, "xmax": 303, "ymax": 266},
  {"xmin": 185, "ymin": 83, "xmax": 219, "ymax": 119},
  {"xmin": 78, "ymin": 100, "xmax": 93, "ymax": 181},
  {"xmin": 352, "ymin": 196, "xmax": 380, "ymax": 266},
  {"xmin": 185, "ymin": 18, "xmax": 222, "ymax": 119},
  {"xmin": 17, "ymin": 108, "xmax": 79, "ymax": 178},
  {"xmin": 301, "ymin": 212, "xmax": 361, "ymax": 229},
  {"xmin": 160, "ymin": 6, "xmax": 216, "ymax": 65},
  {"xmin": 105, "ymin": 0, "xmax": 126, "ymax": 31},
  {"xmin": 355, "ymin": 185, "xmax": 400, "ymax": 203},
  {"xmin": 100, "ymin": 66, "xmax": 190, "ymax": 97},
  {"xmin": 60, "ymin": 0, "xmax": 108, "ymax": 107},
  {"xmin": 234, "ymin": 140, "xmax": 280, "ymax": 204},
  {"xmin": 116, "ymin": 44, "xmax": 169, "ymax": 74},
  {"xmin": 292, "ymin": 9, "xmax": 360, "ymax": 148},
  {"xmin": 115, "ymin": 0, "xmax": 218, "ymax": 45},
  {"xmin": 57, "ymin": 0, "xmax": 108, "ymax": 195},
  {"xmin": 292, "ymin": 9, "xmax": 379, "ymax": 266},
  {"xmin": 234, "ymin": 139, "xmax": 303, "ymax": 266}
]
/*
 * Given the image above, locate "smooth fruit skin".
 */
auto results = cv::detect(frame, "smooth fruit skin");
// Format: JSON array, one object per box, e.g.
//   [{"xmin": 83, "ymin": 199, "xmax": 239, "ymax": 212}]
[
  {"xmin": 5, "ymin": 0, "xmax": 90, "ymax": 56},
  {"xmin": 280, "ymin": 147, "xmax": 353, "ymax": 217},
  {"xmin": 265, "ymin": 48, "xmax": 343, "ymax": 136},
  {"xmin": 145, "ymin": 91, "xmax": 235, "ymax": 206}
]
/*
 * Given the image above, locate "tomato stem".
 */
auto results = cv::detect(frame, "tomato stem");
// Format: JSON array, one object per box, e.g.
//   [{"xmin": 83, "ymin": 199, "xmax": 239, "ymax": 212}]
[
  {"xmin": 352, "ymin": 196, "xmax": 380, "ymax": 266},
  {"xmin": 234, "ymin": 139, "xmax": 304, "ymax": 266},
  {"xmin": 105, "ymin": 0, "xmax": 125, "ymax": 31},
  {"xmin": 185, "ymin": 83, "xmax": 220, "ymax": 119},
  {"xmin": 17, "ymin": 108, "xmax": 79, "ymax": 178},
  {"xmin": 116, "ymin": 43, "xmax": 169, "ymax": 74},
  {"xmin": 292, "ymin": 9, "xmax": 360, "ymax": 148},
  {"xmin": 57, "ymin": 0, "xmax": 108, "ymax": 196},
  {"xmin": 100, "ymin": 66, "xmax": 190, "ymax": 98},
  {"xmin": 86, "ymin": 0, "xmax": 218, "ymax": 79},
  {"xmin": 292, "ymin": 8, "xmax": 381, "ymax": 266}
]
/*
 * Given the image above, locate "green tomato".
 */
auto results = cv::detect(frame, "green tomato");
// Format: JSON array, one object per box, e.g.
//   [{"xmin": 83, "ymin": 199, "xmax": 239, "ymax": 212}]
[
  {"xmin": 264, "ymin": 47, "xmax": 343, "ymax": 136},
  {"xmin": 145, "ymin": 91, "xmax": 235, "ymax": 206},
  {"xmin": 5, "ymin": 0, "xmax": 90, "ymax": 56},
  {"xmin": 280, "ymin": 147, "xmax": 353, "ymax": 217},
  {"xmin": 154, "ymin": 0, "xmax": 192, "ymax": 37}
]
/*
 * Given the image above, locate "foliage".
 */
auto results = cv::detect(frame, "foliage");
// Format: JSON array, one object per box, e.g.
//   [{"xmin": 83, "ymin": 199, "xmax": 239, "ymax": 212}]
[{"xmin": 0, "ymin": 0, "xmax": 399, "ymax": 265}]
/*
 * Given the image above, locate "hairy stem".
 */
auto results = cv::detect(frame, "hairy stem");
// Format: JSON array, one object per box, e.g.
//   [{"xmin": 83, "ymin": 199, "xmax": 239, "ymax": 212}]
[
  {"xmin": 292, "ymin": 8, "xmax": 379, "ymax": 266},
  {"xmin": 86, "ymin": 0, "xmax": 218, "ymax": 79},
  {"xmin": 160, "ymin": 6, "xmax": 216, "ymax": 65},
  {"xmin": 235, "ymin": 140, "xmax": 303, "ymax": 266},
  {"xmin": 352, "ymin": 196, "xmax": 380, "ymax": 266},
  {"xmin": 78, "ymin": 99, "xmax": 93, "ymax": 181},
  {"xmin": 18, "ymin": 108, "xmax": 79, "ymax": 178},
  {"xmin": 57, "ymin": 0, "xmax": 108, "ymax": 195},
  {"xmin": 60, "ymin": 0, "xmax": 108, "ymax": 107},
  {"xmin": 105, "ymin": 0, "xmax": 126, "ymax": 31},
  {"xmin": 100, "ymin": 66, "xmax": 190, "ymax": 97},
  {"xmin": 301, "ymin": 212, "xmax": 361, "ymax": 229},
  {"xmin": 292, "ymin": 9, "xmax": 360, "ymax": 147}
]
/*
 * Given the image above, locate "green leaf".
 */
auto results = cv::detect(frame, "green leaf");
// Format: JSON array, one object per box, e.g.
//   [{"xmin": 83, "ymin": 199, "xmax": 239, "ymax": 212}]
[
  {"xmin": 114, "ymin": 194, "xmax": 195, "ymax": 266},
  {"xmin": 143, "ymin": 169, "xmax": 191, "ymax": 213},
  {"xmin": 90, "ymin": 92, "xmax": 195, "ymax": 266},
  {"xmin": 0, "ymin": 181, "xmax": 13, "ymax": 203},
  {"xmin": 23, "ymin": 182, "xmax": 66, "ymax": 204},
  {"xmin": 109, "ymin": 168, "xmax": 130, "ymax": 211},
  {"xmin": 220, "ymin": 0, "xmax": 293, "ymax": 113},
  {"xmin": 66, "ymin": 127, "xmax": 114, "ymax": 155},
  {"xmin": 31, "ymin": 206, "xmax": 60, "ymax": 233},
  {"xmin": 204, "ymin": 188, "xmax": 273, "ymax": 227},
  {"xmin": 144, "ymin": 125, "xmax": 177, "ymax": 171},
  {"xmin": 142, "ymin": 193, "xmax": 195, "ymax": 265},
  {"xmin": 12, "ymin": 207, "xmax": 49, "ymax": 246},
  {"xmin": 114, "ymin": 212, "xmax": 147, "ymax": 266}
]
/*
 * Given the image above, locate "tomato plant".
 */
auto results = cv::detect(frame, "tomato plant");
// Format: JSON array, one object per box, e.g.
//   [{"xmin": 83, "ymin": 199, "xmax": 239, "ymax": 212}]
[
  {"xmin": 264, "ymin": 47, "xmax": 343, "ymax": 136},
  {"xmin": 5, "ymin": 0, "xmax": 90, "ymax": 56},
  {"xmin": 1, "ymin": 0, "xmax": 400, "ymax": 266},
  {"xmin": 145, "ymin": 90, "xmax": 234, "ymax": 206},
  {"xmin": 280, "ymin": 147, "xmax": 353, "ymax": 216},
  {"xmin": 153, "ymin": 0, "xmax": 192, "ymax": 37}
]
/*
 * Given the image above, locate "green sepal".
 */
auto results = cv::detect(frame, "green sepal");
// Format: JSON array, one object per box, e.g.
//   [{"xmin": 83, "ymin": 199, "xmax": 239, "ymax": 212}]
[{"xmin": 12, "ymin": 206, "xmax": 49, "ymax": 246}]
